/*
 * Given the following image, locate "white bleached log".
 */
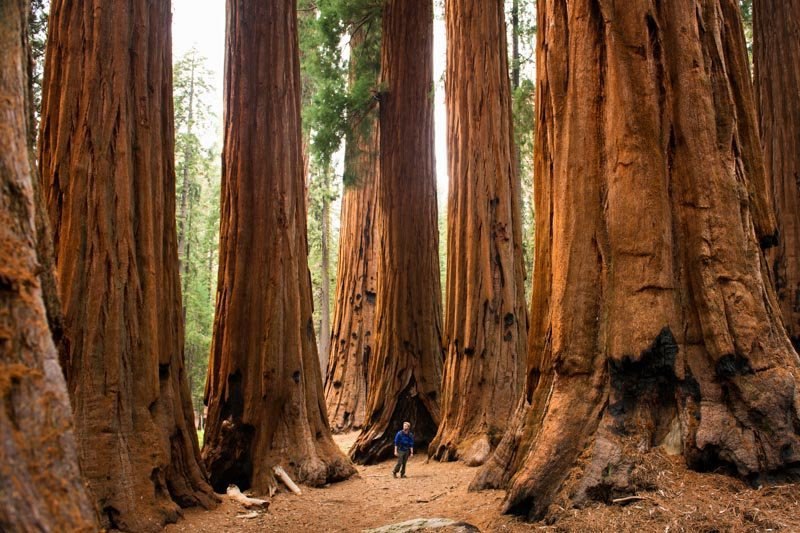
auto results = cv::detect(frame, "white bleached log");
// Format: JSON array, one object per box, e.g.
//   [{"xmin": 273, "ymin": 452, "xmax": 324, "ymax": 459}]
[
  {"xmin": 226, "ymin": 485, "xmax": 269, "ymax": 509},
  {"xmin": 273, "ymin": 465, "xmax": 302, "ymax": 495}
]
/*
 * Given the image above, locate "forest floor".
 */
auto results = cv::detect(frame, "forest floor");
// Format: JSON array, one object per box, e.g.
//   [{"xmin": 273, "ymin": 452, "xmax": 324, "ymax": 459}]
[{"xmin": 164, "ymin": 432, "xmax": 800, "ymax": 533}]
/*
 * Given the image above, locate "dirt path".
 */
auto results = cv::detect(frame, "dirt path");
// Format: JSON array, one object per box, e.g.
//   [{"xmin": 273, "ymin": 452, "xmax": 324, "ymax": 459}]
[
  {"xmin": 165, "ymin": 433, "xmax": 527, "ymax": 532},
  {"xmin": 165, "ymin": 433, "xmax": 800, "ymax": 532}
]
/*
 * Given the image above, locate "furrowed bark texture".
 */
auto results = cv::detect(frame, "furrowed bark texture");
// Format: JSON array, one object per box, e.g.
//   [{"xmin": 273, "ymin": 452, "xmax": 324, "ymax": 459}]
[
  {"xmin": 24, "ymin": 6, "xmax": 66, "ymax": 379},
  {"xmin": 0, "ymin": 2, "xmax": 97, "ymax": 530},
  {"xmin": 325, "ymin": 28, "xmax": 380, "ymax": 434},
  {"xmin": 38, "ymin": 1, "xmax": 218, "ymax": 530},
  {"xmin": 350, "ymin": 0, "xmax": 443, "ymax": 464},
  {"xmin": 754, "ymin": 0, "xmax": 800, "ymax": 351},
  {"xmin": 202, "ymin": 0, "xmax": 355, "ymax": 494},
  {"xmin": 471, "ymin": 0, "xmax": 800, "ymax": 520},
  {"xmin": 429, "ymin": 0, "xmax": 527, "ymax": 467}
]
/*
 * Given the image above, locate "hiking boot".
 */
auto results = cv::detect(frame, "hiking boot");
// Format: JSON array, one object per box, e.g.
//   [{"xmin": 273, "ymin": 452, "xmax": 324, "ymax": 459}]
[
  {"xmin": 392, "ymin": 471, "xmax": 397, "ymax": 478},
  {"xmin": 400, "ymin": 474, "xmax": 406, "ymax": 478}
]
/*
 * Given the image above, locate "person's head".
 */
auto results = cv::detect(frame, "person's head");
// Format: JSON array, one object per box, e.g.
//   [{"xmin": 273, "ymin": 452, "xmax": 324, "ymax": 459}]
[{"xmin": 403, "ymin": 421, "xmax": 411, "ymax": 433}]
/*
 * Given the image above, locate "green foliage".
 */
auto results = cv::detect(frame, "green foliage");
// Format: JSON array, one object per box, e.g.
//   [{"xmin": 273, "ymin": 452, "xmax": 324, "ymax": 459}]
[
  {"xmin": 299, "ymin": 0, "xmax": 382, "ymax": 349},
  {"xmin": 299, "ymin": 0, "xmax": 381, "ymax": 174},
  {"xmin": 173, "ymin": 49, "xmax": 221, "ymax": 413},
  {"xmin": 739, "ymin": 0, "xmax": 753, "ymax": 59},
  {"xmin": 306, "ymin": 166, "xmax": 340, "ymax": 339},
  {"xmin": 507, "ymin": 0, "xmax": 537, "ymax": 301},
  {"xmin": 28, "ymin": 0, "xmax": 49, "ymax": 130},
  {"xmin": 507, "ymin": 0, "xmax": 537, "ymax": 88}
]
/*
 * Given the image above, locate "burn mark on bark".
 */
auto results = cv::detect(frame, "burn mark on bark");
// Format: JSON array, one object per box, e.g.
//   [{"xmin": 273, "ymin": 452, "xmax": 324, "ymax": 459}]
[
  {"xmin": 715, "ymin": 353, "xmax": 753, "ymax": 379},
  {"xmin": 222, "ymin": 371, "xmax": 244, "ymax": 420},
  {"xmin": 102, "ymin": 506, "xmax": 121, "ymax": 530},
  {"xmin": 205, "ymin": 421, "xmax": 255, "ymax": 493},
  {"xmin": 353, "ymin": 376, "xmax": 437, "ymax": 464},
  {"xmin": 607, "ymin": 328, "xmax": 679, "ymax": 431},
  {"xmin": 758, "ymin": 230, "xmax": 779, "ymax": 250}
]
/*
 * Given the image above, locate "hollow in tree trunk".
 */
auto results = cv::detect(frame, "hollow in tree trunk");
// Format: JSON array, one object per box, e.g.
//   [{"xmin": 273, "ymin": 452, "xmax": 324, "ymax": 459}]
[
  {"xmin": 0, "ymin": 2, "xmax": 97, "ymax": 530},
  {"xmin": 38, "ymin": 1, "xmax": 218, "ymax": 530},
  {"xmin": 325, "ymin": 26, "xmax": 380, "ymax": 434},
  {"xmin": 429, "ymin": 0, "xmax": 527, "ymax": 466},
  {"xmin": 349, "ymin": 0, "xmax": 443, "ymax": 464},
  {"xmin": 472, "ymin": 0, "xmax": 800, "ymax": 520},
  {"xmin": 753, "ymin": 0, "xmax": 800, "ymax": 350},
  {"xmin": 202, "ymin": 0, "xmax": 356, "ymax": 494}
]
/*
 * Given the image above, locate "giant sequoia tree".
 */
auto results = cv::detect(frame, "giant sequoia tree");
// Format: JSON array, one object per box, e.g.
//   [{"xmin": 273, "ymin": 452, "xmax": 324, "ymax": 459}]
[
  {"xmin": 325, "ymin": 25, "xmax": 381, "ymax": 434},
  {"xmin": 349, "ymin": 0, "xmax": 443, "ymax": 463},
  {"xmin": 202, "ymin": 0, "xmax": 355, "ymax": 493},
  {"xmin": 325, "ymin": 126, "xmax": 379, "ymax": 433},
  {"xmin": 38, "ymin": 1, "xmax": 217, "ymax": 530},
  {"xmin": 429, "ymin": 0, "xmax": 528, "ymax": 466},
  {"xmin": 472, "ymin": 0, "xmax": 800, "ymax": 519},
  {"xmin": 0, "ymin": 1, "xmax": 96, "ymax": 530},
  {"xmin": 753, "ymin": 0, "xmax": 800, "ymax": 350}
]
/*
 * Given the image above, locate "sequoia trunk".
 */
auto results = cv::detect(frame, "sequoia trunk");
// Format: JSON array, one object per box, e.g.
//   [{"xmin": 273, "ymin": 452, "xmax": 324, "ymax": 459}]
[
  {"xmin": 472, "ymin": 0, "xmax": 800, "ymax": 520},
  {"xmin": 38, "ymin": 1, "xmax": 218, "ymax": 530},
  {"xmin": 325, "ymin": 27, "xmax": 380, "ymax": 434},
  {"xmin": 429, "ymin": 0, "xmax": 527, "ymax": 466},
  {"xmin": 202, "ymin": 0, "xmax": 355, "ymax": 493},
  {"xmin": 319, "ymin": 167, "xmax": 332, "ymax": 372},
  {"xmin": 753, "ymin": 0, "xmax": 800, "ymax": 350},
  {"xmin": 0, "ymin": 1, "xmax": 96, "ymax": 530},
  {"xmin": 349, "ymin": 0, "xmax": 443, "ymax": 464}
]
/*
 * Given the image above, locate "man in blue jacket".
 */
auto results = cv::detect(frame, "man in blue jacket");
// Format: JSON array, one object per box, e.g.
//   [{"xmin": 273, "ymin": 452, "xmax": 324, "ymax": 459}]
[{"xmin": 392, "ymin": 421, "xmax": 414, "ymax": 478}]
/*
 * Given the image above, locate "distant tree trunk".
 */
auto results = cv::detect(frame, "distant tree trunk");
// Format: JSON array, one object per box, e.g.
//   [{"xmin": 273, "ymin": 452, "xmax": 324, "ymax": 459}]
[
  {"xmin": 472, "ymin": 0, "xmax": 800, "ymax": 520},
  {"xmin": 202, "ymin": 0, "xmax": 355, "ymax": 494},
  {"xmin": 0, "ymin": 2, "xmax": 97, "ymax": 530},
  {"xmin": 753, "ymin": 0, "xmax": 800, "ymax": 350},
  {"xmin": 303, "ymin": 136, "xmax": 311, "ymax": 215},
  {"xmin": 349, "ymin": 0, "xmax": 443, "ymax": 464},
  {"xmin": 325, "ymin": 27, "xmax": 380, "ymax": 433},
  {"xmin": 511, "ymin": 0, "xmax": 520, "ymax": 90},
  {"xmin": 429, "ymin": 0, "xmax": 527, "ymax": 467},
  {"xmin": 509, "ymin": 0, "xmax": 523, "ymax": 180},
  {"xmin": 179, "ymin": 59, "xmax": 196, "ymax": 284},
  {"xmin": 319, "ymin": 167, "xmax": 332, "ymax": 371},
  {"xmin": 38, "ymin": 1, "xmax": 218, "ymax": 530}
]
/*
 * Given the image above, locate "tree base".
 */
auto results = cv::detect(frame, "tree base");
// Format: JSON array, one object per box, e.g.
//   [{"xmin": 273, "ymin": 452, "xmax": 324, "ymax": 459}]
[
  {"xmin": 350, "ymin": 380, "xmax": 439, "ymax": 465},
  {"xmin": 472, "ymin": 329, "xmax": 800, "ymax": 521},
  {"xmin": 429, "ymin": 432, "xmax": 496, "ymax": 466}
]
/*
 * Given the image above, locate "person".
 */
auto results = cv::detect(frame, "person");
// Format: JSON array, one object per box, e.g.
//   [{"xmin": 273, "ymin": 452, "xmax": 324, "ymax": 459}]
[{"xmin": 392, "ymin": 421, "xmax": 414, "ymax": 478}]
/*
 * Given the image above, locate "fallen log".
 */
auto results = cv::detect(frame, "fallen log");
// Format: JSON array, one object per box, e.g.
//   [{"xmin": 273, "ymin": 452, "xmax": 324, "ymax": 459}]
[
  {"xmin": 226, "ymin": 485, "xmax": 269, "ymax": 509},
  {"xmin": 274, "ymin": 465, "xmax": 302, "ymax": 495}
]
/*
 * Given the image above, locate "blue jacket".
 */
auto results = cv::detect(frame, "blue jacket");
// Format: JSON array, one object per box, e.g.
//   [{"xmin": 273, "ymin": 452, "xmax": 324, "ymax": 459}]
[{"xmin": 394, "ymin": 430, "xmax": 414, "ymax": 452}]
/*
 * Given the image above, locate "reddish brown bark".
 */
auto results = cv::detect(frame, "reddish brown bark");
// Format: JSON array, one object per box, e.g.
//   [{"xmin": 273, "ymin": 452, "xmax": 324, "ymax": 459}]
[
  {"xmin": 202, "ymin": 0, "xmax": 355, "ymax": 494},
  {"xmin": 349, "ymin": 0, "xmax": 443, "ymax": 464},
  {"xmin": 754, "ymin": 0, "xmax": 800, "ymax": 350},
  {"xmin": 429, "ymin": 0, "xmax": 527, "ymax": 467},
  {"xmin": 472, "ymin": 0, "xmax": 800, "ymax": 520},
  {"xmin": 325, "ymin": 29, "xmax": 380, "ymax": 434},
  {"xmin": 38, "ymin": 1, "xmax": 217, "ymax": 530},
  {"xmin": 0, "ymin": 2, "xmax": 97, "ymax": 530}
]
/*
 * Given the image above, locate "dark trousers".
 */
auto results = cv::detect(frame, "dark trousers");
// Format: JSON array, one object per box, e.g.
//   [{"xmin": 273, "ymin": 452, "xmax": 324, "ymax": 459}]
[{"xmin": 393, "ymin": 449, "xmax": 410, "ymax": 476}]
